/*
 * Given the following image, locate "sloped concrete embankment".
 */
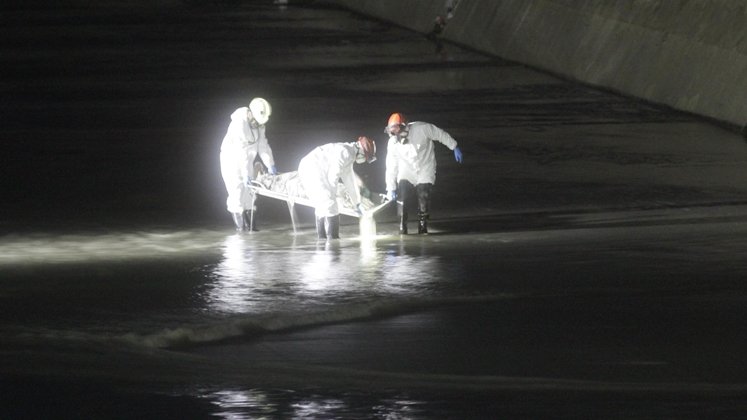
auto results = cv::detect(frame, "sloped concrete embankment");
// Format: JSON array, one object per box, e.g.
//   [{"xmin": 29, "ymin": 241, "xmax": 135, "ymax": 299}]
[{"xmin": 331, "ymin": 0, "xmax": 747, "ymax": 129}]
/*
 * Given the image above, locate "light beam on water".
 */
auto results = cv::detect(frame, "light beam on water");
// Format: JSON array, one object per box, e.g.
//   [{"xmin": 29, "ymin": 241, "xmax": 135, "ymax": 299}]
[{"xmin": 0, "ymin": 229, "xmax": 228, "ymax": 265}]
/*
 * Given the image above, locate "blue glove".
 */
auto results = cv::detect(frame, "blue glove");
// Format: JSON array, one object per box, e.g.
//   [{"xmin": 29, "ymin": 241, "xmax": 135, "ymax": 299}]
[
  {"xmin": 269, "ymin": 165, "xmax": 278, "ymax": 175},
  {"xmin": 244, "ymin": 178, "xmax": 252, "ymax": 187},
  {"xmin": 386, "ymin": 190, "xmax": 397, "ymax": 202},
  {"xmin": 355, "ymin": 203, "xmax": 364, "ymax": 216},
  {"xmin": 453, "ymin": 146, "xmax": 463, "ymax": 163}
]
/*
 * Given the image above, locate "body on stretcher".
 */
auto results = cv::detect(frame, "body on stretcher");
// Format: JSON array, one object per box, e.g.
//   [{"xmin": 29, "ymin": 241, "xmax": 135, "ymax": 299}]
[{"xmin": 249, "ymin": 171, "xmax": 392, "ymax": 235}]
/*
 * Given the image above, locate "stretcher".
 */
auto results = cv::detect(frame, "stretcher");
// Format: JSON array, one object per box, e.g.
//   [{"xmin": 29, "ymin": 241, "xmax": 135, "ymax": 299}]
[{"xmin": 249, "ymin": 171, "xmax": 392, "ymax": 235}]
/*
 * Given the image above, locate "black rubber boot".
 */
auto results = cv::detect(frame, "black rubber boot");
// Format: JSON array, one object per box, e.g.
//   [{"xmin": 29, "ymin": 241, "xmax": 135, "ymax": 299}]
[
  {"xmin": 231, "ymin": 212, "xmax": 245, "ymax": 232},
  {"xmin": 242, "ymin": 209, "xmax": 258, "ymax": 232},
  {"xmin": 416, "ymin": 183, "xmax": 432, "ymax": 234},
  {"xmin": 315, "ymin": 217, "xmax": 327, "ymax": 240},
  {"xmin": 416, "ymin": 184, "xmax": 432, "ymax": 214},
  {"xmin": 325, "ymin": 215, "xmax": 340, "ymax": 239},
  {"xmin": 398, "ymin": 179, "xmax": 416, "ymax": 235},
  {"xmin": 418, "ymin": 212, "xmax": 429, "ymax": 234}
]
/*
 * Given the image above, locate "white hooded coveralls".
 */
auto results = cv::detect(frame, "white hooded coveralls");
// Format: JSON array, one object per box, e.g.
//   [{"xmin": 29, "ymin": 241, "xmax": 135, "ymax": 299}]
[
  {"xmin": 298, "ymin": 142, "xmax": 362, "ymax": 218},
  {"xmin": 385, "ymin": 121, "xmax": 458, "ymax": 191},
  {"xmin": 219, "ymin": 107, "xmax": 276, "ymax": 213}
]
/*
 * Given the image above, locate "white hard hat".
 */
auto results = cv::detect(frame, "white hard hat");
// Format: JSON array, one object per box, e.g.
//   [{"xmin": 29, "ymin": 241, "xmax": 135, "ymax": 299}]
[{"xmin": 249, "ymin": 97, "xmax": 272, "ymax": 125}]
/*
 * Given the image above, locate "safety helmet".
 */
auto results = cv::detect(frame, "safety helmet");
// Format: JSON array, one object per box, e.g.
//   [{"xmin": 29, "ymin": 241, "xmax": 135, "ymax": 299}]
[
  {"xmin": 249, "ymin": 97, "xmax": 272, "ymax": 125},
  {"xmin": 385, "ymin": 112, "xmax": 408, "ymax": 135},
  {"xmin": 356, "ymin": 136, "xmax": 377, "ymax": 164}
]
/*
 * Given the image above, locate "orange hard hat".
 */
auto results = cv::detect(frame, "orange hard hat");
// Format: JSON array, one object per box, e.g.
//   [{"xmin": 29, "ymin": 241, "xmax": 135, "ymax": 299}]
[{"xmin": 387, "ymin": 112, "xmax": 407, "ymax": 128}]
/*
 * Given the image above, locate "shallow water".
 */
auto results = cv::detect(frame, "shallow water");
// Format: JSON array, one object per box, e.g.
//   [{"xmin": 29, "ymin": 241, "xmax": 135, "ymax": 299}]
[{"xmin": 3, "ymin": 209, "xmax": 747, "ymax": 417}]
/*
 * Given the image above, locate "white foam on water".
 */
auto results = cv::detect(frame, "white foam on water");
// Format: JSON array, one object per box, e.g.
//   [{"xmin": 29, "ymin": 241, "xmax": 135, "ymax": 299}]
[{"xmin": 120, "ymin": 294, "xmax": 516, "ymax": 349}]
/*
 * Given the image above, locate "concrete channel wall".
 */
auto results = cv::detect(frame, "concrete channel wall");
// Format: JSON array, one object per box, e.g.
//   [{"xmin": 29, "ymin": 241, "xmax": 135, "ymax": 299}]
[{"xmin": 330, "ymin": 0, "xmax": 747, "ymax": 129}]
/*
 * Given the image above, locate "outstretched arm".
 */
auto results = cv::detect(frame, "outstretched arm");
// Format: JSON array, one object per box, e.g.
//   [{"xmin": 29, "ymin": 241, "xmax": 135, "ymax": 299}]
[{"xmin": 424, "ymin": 123, "xmax": 462, "ymax": 163}]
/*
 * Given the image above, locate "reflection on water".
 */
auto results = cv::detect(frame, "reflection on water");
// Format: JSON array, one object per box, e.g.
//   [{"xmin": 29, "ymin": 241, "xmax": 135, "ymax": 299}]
[
  {"xmin": 205, "ymin": 234, "xmax": 445, "ymax": 315},
  {"xmin": 204, "ymin": 388, "xmax": 427, "ymax": 419},
  {"xmin": 292, "ymin": 397, "xmax": 346, "ymax": 419},
  {"xmin": 0, "ymin": 226, "xmax": 455, "ymax": 349},
  {"xmin": 300, "ymin": 247, "xmax": 344, "ymax": 291},
  {"xmin": 207, "ymin": 389, "xmax": 278, "ymax": 419}
]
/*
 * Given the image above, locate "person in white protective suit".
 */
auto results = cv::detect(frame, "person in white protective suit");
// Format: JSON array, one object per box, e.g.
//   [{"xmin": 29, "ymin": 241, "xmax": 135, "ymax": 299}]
[
  {"xmin": 384, "ymin": 112, "xmax": 463, "ymax": 234},
  {"xmin": 219, "ymin": 98, "xmax": 278, "ymax": 232},
  {"xmin": 298, "ymin": 136, "xmax": 377, "ymax": 240}
]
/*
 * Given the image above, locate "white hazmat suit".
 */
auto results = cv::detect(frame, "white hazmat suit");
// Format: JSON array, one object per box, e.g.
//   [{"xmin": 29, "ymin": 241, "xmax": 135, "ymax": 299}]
[
  {"xmin": 385, "ymin": 121, "xmax": 458, "ymax": 191},
  {"xmin": 385, "ymin": 119, "xmax": 460, "ymax": 234},
  {"xmin": 298, "ymin": 142, "xmax": 362, "ymax": 218},
  {"xmin": 219, "ymin": 107, "xmax": 276, "ymax": 214}
]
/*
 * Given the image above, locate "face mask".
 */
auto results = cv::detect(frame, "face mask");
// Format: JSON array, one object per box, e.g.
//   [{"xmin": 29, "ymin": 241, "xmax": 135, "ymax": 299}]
[
  {"xmin": 386, "ymin": 124, "xmax": 407, "ymax": 137},
  {"xmin": 397, "ymin": 129, "xmax": 409, "ymax": 144}
]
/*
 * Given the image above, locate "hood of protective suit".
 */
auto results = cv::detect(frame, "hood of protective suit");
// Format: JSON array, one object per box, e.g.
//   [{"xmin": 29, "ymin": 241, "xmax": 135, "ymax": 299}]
[{"xmin": 230, "ymin": 107, "xmax": 250, "ymax": 124}]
